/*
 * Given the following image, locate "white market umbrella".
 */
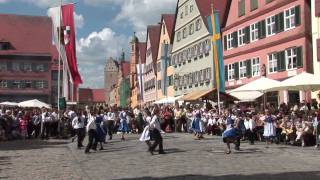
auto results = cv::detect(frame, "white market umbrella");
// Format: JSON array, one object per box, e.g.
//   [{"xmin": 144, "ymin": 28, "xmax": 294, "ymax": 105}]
[
  {"xmin": 268, "ymin": 72, "xmax": 320, "ymax": 92},
  {"xmin": 0, "ymin": 101, "xmax": 18, "ymax": 106},
  {"xmin": 18, "ymin": 99, "xmax": 51, "ymax": 109},
  {"xmin": 228, "ymin": 91, "xmax": 263, "ymax": 102},
  {"xmin": 153, "ymin": 96, "xmax": 183, "ymax": 104},
  {"xmin": 229, "ymin": 77, "xmax": 282, "ymax": 93}
]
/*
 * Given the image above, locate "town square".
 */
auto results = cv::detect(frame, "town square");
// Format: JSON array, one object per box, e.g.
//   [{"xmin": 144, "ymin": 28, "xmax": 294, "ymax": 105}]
[{"xmin": 1, "ymin": 0, "xmax": 320, "ymax": 179}]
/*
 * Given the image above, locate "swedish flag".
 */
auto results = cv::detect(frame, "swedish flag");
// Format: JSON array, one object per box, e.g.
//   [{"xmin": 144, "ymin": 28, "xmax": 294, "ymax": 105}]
[{"xmin": 207, "ymin": 11, "xmax": 225, "ymax": 93}]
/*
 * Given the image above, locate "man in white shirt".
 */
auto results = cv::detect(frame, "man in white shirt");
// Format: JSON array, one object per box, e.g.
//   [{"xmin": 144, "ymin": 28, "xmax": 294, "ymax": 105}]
[
  {"xmin": 105, "ymin": 107, "xmax": 116, "ymax": 140},
  {"xmin": 244, "ymin": 113, "xmax": 256, "ymax": 145},
  {"xmin": 72, "ymin": 112, "xmax": 85, "ymax": 149},
  {"xmin": 41, "ymin": 109, "xmax": 51, "ymax": 140},
  {"xmin": 85, "ymin": 112, "xmax": 97, "ymax": 154},
  {"xmin": 149, "ymin": 106, "xmax": 165, "ymax": 155}
]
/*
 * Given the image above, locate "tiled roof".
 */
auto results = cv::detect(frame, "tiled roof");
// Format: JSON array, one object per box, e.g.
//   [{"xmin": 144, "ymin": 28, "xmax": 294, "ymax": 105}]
[
  {"xmin": 92, "ymin": 89, "xmax": 105, "ymax": 103},
  {"xmin": 147, "ymin": 25, "xmax": 161, "ymax": 64},
  {"xmin": 0, "ymin": 14, "xmax": 52, "ymax": 55},
  {"xmin": 78, "ymin": 88, "xmax": 93, "ymax": 102},
  {"xmin": 195, "ymin": 0, "xmax": 231, "ymax": 29},
  {"xmin": 162, "ymin": 14, "xmax": 175, "ymax": 41},
  {"xmin": 79, "ymin": 88, "xmax": 105, "ymax": 103},
  {"xmin": 138, "ymin": 42, "xmax": 147, "ymax": 64}
]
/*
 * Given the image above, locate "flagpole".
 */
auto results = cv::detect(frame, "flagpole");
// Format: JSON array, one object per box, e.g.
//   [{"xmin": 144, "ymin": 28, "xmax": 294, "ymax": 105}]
[{"xmin": 57, "ymin": 0, "xmax": 63, "ymax": 136}]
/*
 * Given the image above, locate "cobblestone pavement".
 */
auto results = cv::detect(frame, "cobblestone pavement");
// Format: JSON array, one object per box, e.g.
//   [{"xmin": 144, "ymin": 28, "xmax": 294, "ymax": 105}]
[{"xmin": 1, "ymin": 133, "xmax": 320, "ymax": 180}]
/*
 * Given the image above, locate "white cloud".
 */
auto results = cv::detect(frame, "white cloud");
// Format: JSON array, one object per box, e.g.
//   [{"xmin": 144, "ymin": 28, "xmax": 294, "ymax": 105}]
[
  {"xmin": 74, "ymin": 12, "xmax": 84, "ymax": 29},
  {"xmin": 77, "ymin": 27, "xmax": 129, "ymax": 88},
  {"xmin": 0, "ymin": 0, "xmax": 8, "ymax": 3},
  {"xmin": 20, "ymin": 0, "xmax": 72, "ymax": 8}
]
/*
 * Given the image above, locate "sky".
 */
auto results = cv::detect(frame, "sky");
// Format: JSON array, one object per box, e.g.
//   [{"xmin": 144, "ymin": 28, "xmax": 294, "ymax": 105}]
[{"xmin": 0, "ymin": 0, "xmax": 177, "ymax": 88}]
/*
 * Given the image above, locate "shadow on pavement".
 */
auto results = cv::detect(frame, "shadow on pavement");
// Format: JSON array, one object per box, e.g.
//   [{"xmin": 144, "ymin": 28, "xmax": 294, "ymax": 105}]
[
  {"xmin": 0, "ymin": 139, "xmax": 69, "ymax": 151},
  {"xmin": 118, "ymin": 171, "xmax": 320, "ymax": 180}
]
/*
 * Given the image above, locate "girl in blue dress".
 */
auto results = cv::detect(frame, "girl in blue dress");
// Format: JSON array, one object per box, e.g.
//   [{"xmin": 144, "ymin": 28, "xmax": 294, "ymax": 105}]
[
  {"xmin": 222, "ymin": 110, "xmax": 241, "ymax": 154},
  {"xmin": 118, "ymin": 110, "xmax": 129, "ymax": 141},
  {"xmin": 191, "ymin": 110, "xmax": 204, "ymax": 140}
]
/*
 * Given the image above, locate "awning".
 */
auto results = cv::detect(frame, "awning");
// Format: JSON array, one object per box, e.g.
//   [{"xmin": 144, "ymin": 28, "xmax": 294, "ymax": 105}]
[{"xmin": 180, "ymin": 88, "xmax": 238, "ymax": 102}]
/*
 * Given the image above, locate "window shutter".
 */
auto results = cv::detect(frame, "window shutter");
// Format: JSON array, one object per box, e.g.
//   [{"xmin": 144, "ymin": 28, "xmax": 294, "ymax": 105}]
[
  {"xmin": 246, "ymin": 59, "xmax": 252, "ymax": 78},
  {"xmin": 279, "ymin": 12, "xmax": 284, "ymax": 32},
  {"xmin": 234, "ymin": 62, "xmax": 239, "ymax": 80},
  {"xmin": 295, "ymin": 6, "xmax": 301, "ymax": 26},
  {"xmin": 32, "ymin": 80, "xmax": 37, "ymax": 89},
  {"xmin": 277, "ymin": 51, "xmax": 285, "ymax": 72},
  {"xmin": 244, "ymin": 26, "xmax": 250, "ymax": 44},
  {"xmin": 224, "ymin": 35, "xmax": 228, "ymax": 50},
  {"xmin": 232, "ymin": 31, "xmax": 238, "ymax": 48},
  {"xmin": 224, "ymin": 65, "xmax": 228, "ymax": 81},
  {"xmin": 250, "ymin": 0, "xmax": 258, "ymax": 11},
  {"xmin": 7, "ymin": 62, "xmax": 12, "ymax": 71},
  {"xmin": 7, "ymin": 80, "xmax": 13, "ymax": 89},
  {"xmin": 296, "ymin": 46, "xmax": 303, "ymax": 68},
  {"xmin": 259, "ymin": 20, "xmax": 266, "ymax": 39}
]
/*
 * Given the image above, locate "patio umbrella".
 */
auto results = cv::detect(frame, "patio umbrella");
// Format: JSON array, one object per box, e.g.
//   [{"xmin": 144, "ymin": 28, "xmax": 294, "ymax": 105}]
[
  {"xmin": 268, "ymin": 72, "xmax": 320, "ymax": 92},
  {"xmin": 229, "ymin": 77, "xmax": 282, "ymax": 93},
  {"xmin": 0, "ymin": 101, "xmax": 18, "ymax": 106},
  {"xmin": 18, "ymin": 99, "xmax": 51, "ymax": 109}
]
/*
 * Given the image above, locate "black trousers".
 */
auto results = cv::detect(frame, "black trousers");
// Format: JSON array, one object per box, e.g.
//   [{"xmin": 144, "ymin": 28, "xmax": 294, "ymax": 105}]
[
  {"xmin": 41, "ymin": 122, "xmax": 50, "ymax": 139},
  {"xmin": 106, "ymin": 120, "xmax": 114, "ymax": 139},
  {"xmin": 150, "ymin": 129, "xmax": 164, "ymax": 152},
  {"xmin": 76, "ymin": 128, "xmax": 85, "ymax": 148},
  {"xmin": 34, "ymin": 124, "xmax": 41, "ymax": 138},
  {"xmin": 85, "ymin": 129, "xmax": 97, "ymax": 153},
  {"xmin": 245, "ymin": 129, "xmax": 255, "ymax": 144}
]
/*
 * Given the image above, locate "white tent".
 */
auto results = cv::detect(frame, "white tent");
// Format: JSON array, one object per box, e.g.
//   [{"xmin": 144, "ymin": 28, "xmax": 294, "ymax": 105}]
[
  {"xmin": 268, "ymin": 72, "xmax": 320, "ymax": 92},
  {"xmin": 0, "ymin": 101, "xmax": 18, "ymax": 106},
  {"xmin": 153, "ymin": 96, "xmax": 183, "ymax": 104},
  {"xmin": 18, "ymin": 99, "xmax": 51, "ymax": 109},
  {"xmin": 228, "ymin": 77, "xmax": 281, "ymax": 102}
]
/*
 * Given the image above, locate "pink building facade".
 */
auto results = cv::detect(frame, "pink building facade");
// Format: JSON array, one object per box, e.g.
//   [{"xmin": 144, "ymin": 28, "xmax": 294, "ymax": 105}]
[{"xmin": 222, "ymin": 0, "xmax": 312, "ymax": 105}]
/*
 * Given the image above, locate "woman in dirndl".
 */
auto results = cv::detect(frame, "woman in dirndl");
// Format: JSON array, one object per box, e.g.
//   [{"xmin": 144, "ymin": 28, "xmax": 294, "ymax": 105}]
[
  {"xmin": 118, "ymin": 110, "xmax": 129, "ymax": 141},
  {"xmin": 262, "ymin": 109, "xmax": 276, "ymax": 147},
  {"xmin": 191, "ymin": 110, "xmax": 204, "ymax": 140},
  {"xmin": 139, "ymin": 109, "xmax": 152, "ymax": 150},
  {"xmin": 93, "ymin": 110, "xmax": 106, "ymax": 150},
  {"xmin": 222, "ymin": 110, "xmax": 240, "ymax": 154}
]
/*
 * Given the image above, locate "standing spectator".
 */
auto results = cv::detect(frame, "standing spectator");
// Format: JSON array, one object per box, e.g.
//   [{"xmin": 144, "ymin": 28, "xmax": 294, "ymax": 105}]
[
  {"xmin": 105, "ymin": 107, "xmax": 116, "ymax": 140},
  {"xmin": 244, "ymin": 114, "xmax": 256, "ymax": 145},
  {"xmin": 32, "ymin": 111, "xmax": 41, "ymax": 138},
  {"xmin": 41, "ymin": 109, "xmax": 51, "ymax": 140},
  {"xmin": 19, "ymin": 112, "xmax": 28, "ymax": 139}
]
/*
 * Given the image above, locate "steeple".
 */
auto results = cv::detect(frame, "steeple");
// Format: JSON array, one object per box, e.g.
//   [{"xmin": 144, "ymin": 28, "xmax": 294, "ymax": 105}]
[
  {"xmin": 130, "ymin": 32, "xmax": 139, "ymax": 44},
  {"xmin": 120, "ymin": 49, "xmax": 125, "ymax": 62}
]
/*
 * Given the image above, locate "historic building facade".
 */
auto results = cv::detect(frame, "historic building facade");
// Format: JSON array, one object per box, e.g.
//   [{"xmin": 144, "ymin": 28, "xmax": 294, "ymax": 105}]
[
  {"xmin": 0, "ymin": 14, "xmax": 54, "ymax": 103},
  {"xmin": 129, "ymin": 34, "xmax": 146, "ymax": 108},
  {"xmin": 156, "ymin": 14, "xmax": 175, "ymax": 101},
  {"xmin": 312, "ymin": 0, "xmax": 320, "ymax": 101},
  {"xmin": 104, "ymin": 57, "xmax": 119, "ymax": 104},
  {"xmin": 143, "ymin": 25, "xmax": 161, "ymax": 105},
  {"xmin": 171, "ymin": 0, "xmax": 230, "ymax": 97},
  {"xmin": 222, "ymin": 0, "xmax": 312, "ymax": 104}
]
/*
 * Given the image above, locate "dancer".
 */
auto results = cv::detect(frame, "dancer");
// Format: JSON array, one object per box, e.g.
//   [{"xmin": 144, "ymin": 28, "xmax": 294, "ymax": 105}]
[
  {"xmin": 118, "ymin": 109, "xmax": 129, "ymax": 141},
  {"xmin": 191, "ymin": 110, "xmax": 204, "ymax": 140},
  {"xmin": 106, "ymin": 107, "xmax": 116, "ymax": 140},
  {"xmin": 71, "ymin": 111, "xmax": 85, "ymax": 149},
  {"xmin": 139, "ymin": 109, "xmax": 152, "ymax": 149},
  {"xmin": 222, "ymin": 109, "xmax": 240, "ymax": 154},
  {"xmin": 262, "ymin": 109, "xmax": 276, "ymax": 147},
  {"xmin": 149, "ymin": 106, "xmax": 165, "ymax": 155},
  {"xmin": 85, "ymin": 110, "xmax": 97, "ymax": 154},
  {"xmin": 93, "ymin": 109, "xmax": 106, "ymax": 150}
]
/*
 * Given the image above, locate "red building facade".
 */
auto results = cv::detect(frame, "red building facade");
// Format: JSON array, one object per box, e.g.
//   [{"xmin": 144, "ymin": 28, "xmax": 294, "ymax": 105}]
[
  {"xmin": 222, "ymin": 0, "xmax": 312, "ymax": 104},
  {"xmin": 0, "ymin": 14, "xmax": 54, "ymax": 103}
]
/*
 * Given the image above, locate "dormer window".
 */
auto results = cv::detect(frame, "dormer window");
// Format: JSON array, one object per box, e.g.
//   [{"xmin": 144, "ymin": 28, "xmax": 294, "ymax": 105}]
[{"xmin": 0, "ymin": 42, "xmax": 10, "ymax": 50}]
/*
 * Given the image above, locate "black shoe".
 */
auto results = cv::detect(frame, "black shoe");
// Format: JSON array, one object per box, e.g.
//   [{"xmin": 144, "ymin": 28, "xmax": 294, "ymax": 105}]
[
  {"xmin": 84, "ymin": 151, "xmax": 90, "ymax": 154},
  {"xmin": 235, "ymin": 146, "xmax": 240, "ymax": 151},
  {"xmin": 109, "ymin": 137, "xmax": 112, "ymax": 140},
  {"xmin": 148, "ymin": 148, "xmax": 154, "ymax": 155},
  {"xmin": 159, "ymin": 151, "xmax": 166, "ymax": 154},
  {"xmin": 99, "ymin": 147, "xmax": 104, "ymax": 151}
]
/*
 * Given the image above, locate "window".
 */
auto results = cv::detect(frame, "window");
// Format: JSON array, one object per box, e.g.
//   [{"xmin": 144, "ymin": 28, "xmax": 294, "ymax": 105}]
[
  {"xmin": 36, "ymin": 64, "xmax": 44, "ymax": 72},
  {"xmin": 238, "ymin": 28, "xmax": 245, "ymax": 46},
  {"xmin": 0, "ymin": 62, "xmax": 7, "ymax": 71},
  {"xmin": 180, "ymin": 11, "xmax": 184, "ymax": 19},
  {"xmin": 266, "ymin": 15, "xmax": 276, "ymax": 36},
  {"xmin": 286, "ymin": 48, "xmax": 297, "ymax": 70},
  {"xmin": 24, "ymin": 80, "xmax": 32, "ymax": 88},
  {"xmin": 268, "ymin": 53, "xmax": 278, "ymax": 73},
  {"xmin": 227, "ymin": 33, "xmax": 233, "ymax": 50},
  {"xmin": 183, "ymin": 27, "xmax": 187, "ymax": 38},
  {"xmin": 157, "ymin": 80, "xmax": 161, "ymax": 89},
  {"xmin": 162, "ymin": 24, "xmax": 166, "ymax": 35},
  {"xmin": 252, "ymin": 57, "xmax": 260, "ymax": 77},
  {"xmin": 190, "ymin": 5, "xmax": 194, "ymax": 13},
  {"xmin": 177, "ymin": 31, "xmax": 181, "ymax": 42},
  {"xmin": 228, "ymin": 64, "xmax": 235, "ymax": 81},
  {"xmin": 36, "ymin": 81, "xmax": 45, "ymax": 89},
  {"xmin": 23, "ymin": 63, "xmax": 32, "ymax": 72},
  {"xmin": 238, "ymin": 0, "xmax": 245, "ymax": 17},
  {"xmin": 168, "ymin": 75, "xmax": 173, "ymax": 86},
  {"xmin": 0, "ymin": 42, "xmax": 10, "ymax": 50},
  {"xmin": 250, "ymin": 23, "xmax": 259, "ymax": 42},
  {"xmin": 239, "ymin": 61, "xmax": 247, "ymax": 78},
  {"xmin": 12, "ymin": 80, "xmax": 21, "ymax": 88},
  {"xmin": 0, "ymin": 80, "xmax": 7, "ymax": 88},
  {"xmin": 285, "ymin": 7, "xmax": 296, "ymax": 30},
  {"xmin": 185, "ymin": 5, "xmax": 188, "ymax": 16},
  {"xmin": 189, "ymin": 24, "xmax": 194, "ymax": 35},
  {"xmin": 12, "ymin": 62, "xmax": 20, "ymax": 71},
  {"xmin": 250, "ymin": 0, "xmax": 258, "ymax": 11},
  {"xmin": 196, "ymin": 19, "xmax": 202, "ymax": 31},
  {"xmin": 157, "ymin": 62, "xmax": 161, "ymax": 72}
]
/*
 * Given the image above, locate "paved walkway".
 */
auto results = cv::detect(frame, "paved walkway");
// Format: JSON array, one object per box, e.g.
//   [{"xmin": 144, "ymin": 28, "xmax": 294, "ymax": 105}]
[{"xmin": 0, "ymin": 133, "xmax": 320, "ymax": 180}]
